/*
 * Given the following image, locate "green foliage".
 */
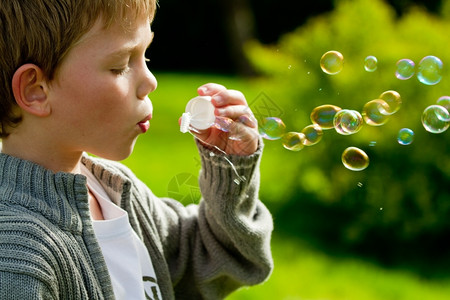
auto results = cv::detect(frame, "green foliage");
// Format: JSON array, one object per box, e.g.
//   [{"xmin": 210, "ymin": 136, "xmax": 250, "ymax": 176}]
[{"xmin": 245, "ymin": 0, "xmax": 450, "ymax": 271}]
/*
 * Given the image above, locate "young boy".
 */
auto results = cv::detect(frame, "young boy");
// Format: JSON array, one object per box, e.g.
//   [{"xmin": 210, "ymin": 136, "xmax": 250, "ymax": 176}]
[{"xmin": 0, "ymin": 0, "xmax": 273, "ymax": 299}]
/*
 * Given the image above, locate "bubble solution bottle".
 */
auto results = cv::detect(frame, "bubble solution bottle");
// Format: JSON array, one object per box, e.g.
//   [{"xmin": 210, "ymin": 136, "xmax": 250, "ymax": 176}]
[{"xmin": 180, "ymin": 96, "xmax": 215, "ymax": 133}]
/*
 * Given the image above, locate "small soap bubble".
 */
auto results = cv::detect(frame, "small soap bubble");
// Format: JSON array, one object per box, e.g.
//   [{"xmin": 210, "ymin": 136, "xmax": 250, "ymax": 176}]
[
  {"xmin": 281, "ymin": 132, "xmax": 306, "ymax": 151},
  {"xmin": 364, "ymin": 56, "xmax": 378, "ymax": 72},
  {"xmin": 320, "ymin": 50, "xmax": 344, "ymax": 75},
  {"xmin": 342, "ymin": 147, "xmax": 370, "ymax": 171},
  {"xmin": 437, "ymin": 96, "xmax": 450, "ymax": 111},
  {"xmin": 421, "ymin": 105, "xmax": 449, "ymax": 133},
  {"xmin": 301, "ymin": 124, "xmax": 323, "ymax": 146},
  {"xmin": 259, "ymin": 117, "xmax": 286, "ymax": 140},
  {"xmin": 395, "ymin": 59, "xmax": 415, "ymax": 80},
  {"xmin": 417, "ymin": 55, "xmax": 443, "ymax": 85},
  {"xmin": 397, "ymin": 128, "xmax": 415, "ymax": 145},
  {"xmin": 379, "ymin": 90, "xmax": 402, "ymax": 114},
  {"xmin": 214, "ymin": 117, "xmax": 233, "ymax": 132},
  {"xmin": 310, "ymin": 104, "xmax": 342, "ymax": 130},
  {"xmin": 333, "ymin": 109, "xmax": 363, "ymax": 135},
  {"xmin": 362, "ymin": 99, "xmax": 391, "ymax": 126}
]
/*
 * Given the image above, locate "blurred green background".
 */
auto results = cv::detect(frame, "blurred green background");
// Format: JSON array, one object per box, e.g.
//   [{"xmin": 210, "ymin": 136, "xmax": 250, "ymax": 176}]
[{"xmin": 124, "ymin": 0, "xmax": 450, "ymax": 298}]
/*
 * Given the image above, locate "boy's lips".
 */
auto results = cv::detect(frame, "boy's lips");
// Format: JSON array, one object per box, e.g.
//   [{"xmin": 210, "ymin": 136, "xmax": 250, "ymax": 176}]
[{"xmin": 138, "ymin": 114, "xmax": 152, "ymax": 133}]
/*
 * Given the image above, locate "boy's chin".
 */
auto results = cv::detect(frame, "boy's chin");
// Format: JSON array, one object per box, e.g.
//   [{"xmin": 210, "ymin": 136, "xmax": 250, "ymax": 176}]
[{"xmin": 90, "ymin": 145, "xmax": 136, "ymax": 162}]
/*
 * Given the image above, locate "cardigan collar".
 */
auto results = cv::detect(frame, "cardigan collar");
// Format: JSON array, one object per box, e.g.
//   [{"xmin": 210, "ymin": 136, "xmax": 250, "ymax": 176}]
[{"xmin": 0, "ymin": 153, "xmax": 131, "ymax": 233}]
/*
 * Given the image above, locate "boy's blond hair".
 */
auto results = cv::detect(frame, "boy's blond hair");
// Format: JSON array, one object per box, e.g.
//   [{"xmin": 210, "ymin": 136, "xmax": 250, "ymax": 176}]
[{"xmin": 0, "ymin": 0, "xmax": 156, "ymax": 137}]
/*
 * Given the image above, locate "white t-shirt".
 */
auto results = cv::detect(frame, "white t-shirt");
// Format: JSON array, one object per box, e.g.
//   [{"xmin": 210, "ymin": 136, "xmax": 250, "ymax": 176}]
[{"xmin": 81, "ymin": 165, "xmax": 162, "ymax": 300}]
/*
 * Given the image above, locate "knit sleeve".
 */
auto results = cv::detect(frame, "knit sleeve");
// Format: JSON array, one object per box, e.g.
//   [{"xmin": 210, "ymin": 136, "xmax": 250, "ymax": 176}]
[
  {"xmin": 0, "ymin": 272, "xmax": 55, "ymax": 300},
  {"xmin": 145, "ymin": 139, "xmax": 274, "ymax": 299},
  {"xmin": 193, "ymin": 139, "xmax": 274, "ymax": 296}
]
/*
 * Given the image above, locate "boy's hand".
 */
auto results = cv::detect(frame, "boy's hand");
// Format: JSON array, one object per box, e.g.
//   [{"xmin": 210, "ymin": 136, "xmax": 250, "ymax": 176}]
[{"xmin": 192, "ymin": 83, "xmax": 259, "ymax": 156}]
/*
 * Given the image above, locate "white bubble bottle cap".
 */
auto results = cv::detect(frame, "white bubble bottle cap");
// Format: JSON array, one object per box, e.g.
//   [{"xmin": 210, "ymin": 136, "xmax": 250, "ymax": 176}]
[{"xmin": 180, "ymin": 96, "xmax": 215, "ymax": 133}]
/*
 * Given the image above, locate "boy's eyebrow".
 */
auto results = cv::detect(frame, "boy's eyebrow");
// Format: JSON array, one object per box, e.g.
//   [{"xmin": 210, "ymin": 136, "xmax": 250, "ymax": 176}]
[{"xmin": 108, "ymin": 31, "xmax": 154, "ymax": 59}]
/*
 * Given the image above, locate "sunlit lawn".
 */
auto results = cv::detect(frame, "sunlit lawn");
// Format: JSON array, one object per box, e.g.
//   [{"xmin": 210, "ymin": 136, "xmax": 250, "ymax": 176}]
[{"xmin": 123, "ymin": 72, "xmax": 450, "ymax": 300}]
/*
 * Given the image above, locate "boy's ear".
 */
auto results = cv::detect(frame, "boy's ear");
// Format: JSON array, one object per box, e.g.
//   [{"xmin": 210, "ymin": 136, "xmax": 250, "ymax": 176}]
[{"xmin": 12, "ymin": 64, "xmax": 51, "ymax": 117}]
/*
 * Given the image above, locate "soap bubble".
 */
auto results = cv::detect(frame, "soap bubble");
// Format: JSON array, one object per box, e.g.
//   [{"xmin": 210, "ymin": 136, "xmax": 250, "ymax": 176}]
[
  {"xmin": 379, "ymin": 90, "xmax": 402, "ymax": 114},
  {"xmin": 301, "ymin": 124, "xmax": 323, "ymax": 146},
  {"xmin": 362, "ymin": 99, "xmax": 391, "ymax": 126},
  {"xmin": 310, "ymin": 104, "xmax": 342, "ymax": 129},
  {"xmin": 437, "ymin": 96, "xmax": 450, "ymax": 111},
  {"xmin": 214, "ymin": 117, "xmax": 233, "ymax": 132},
  {"xmin": 395, "ymin": 59, "xmax": 415, "ymax": 80},
  {"xmin": 364, "ymin": 56, "xmax": 377, "ymax": 72},
  {"xmin": 341, "ymin": 147, "xmax": 369, "ymax": 171},
  {"xmin": 320, "ymin": 51, "xmax": 344, "ymax": 75},
  {"xmin": 333, "ymin": 109, "xmax": 363, "ymax": 135},
  {"xmin": 259, "ymin": 117, "xmax": 286, "ymax": 140},
  {"xmin": 417, "ymin": 55, "xmax": 443, "ymax": 85},
  {"xmin": 282, "ymin": 132, "xmax": 306, "ymax": 151},
  {"xmin": 397, "ymin": 128, "xmax": 415, "ymax": 145},
  {"xmin": 421, "ymin": 105, "xmax": 449, "ymax": 133},
  {"xmin": 214, "ymin": 117, "xmax": 248, "ymax": 141}
]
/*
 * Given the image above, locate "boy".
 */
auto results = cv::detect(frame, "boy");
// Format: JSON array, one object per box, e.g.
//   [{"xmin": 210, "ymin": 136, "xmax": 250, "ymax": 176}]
[{"xmin": 0, "ymin": 0, "xmax": 273, "ymax": 299}]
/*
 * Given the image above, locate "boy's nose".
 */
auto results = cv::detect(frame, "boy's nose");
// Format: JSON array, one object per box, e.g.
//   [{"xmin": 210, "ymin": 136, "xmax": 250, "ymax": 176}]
[{"xmin": 138, "ymin": 68, "xmax": 157, "ymax": 100}]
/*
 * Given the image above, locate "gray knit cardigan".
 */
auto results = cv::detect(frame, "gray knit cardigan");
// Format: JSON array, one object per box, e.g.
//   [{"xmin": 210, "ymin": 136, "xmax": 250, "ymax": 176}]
[{"xmin": 0, "ymin": 143, "xmax": 273, "ymax": 299}]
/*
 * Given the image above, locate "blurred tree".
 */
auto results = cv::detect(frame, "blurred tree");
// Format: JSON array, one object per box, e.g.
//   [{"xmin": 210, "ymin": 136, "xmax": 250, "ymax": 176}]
[
  {"xmin": 150, "ymin": 0, "xmax": 444, "ymax": 75},
  {"xmin": 217, "ymin": 0, "xmax": 257, "ymax": 76}
]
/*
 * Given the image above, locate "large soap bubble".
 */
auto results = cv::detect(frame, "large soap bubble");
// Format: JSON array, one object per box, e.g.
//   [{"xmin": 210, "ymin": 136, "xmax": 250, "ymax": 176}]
[
  {"xmin": 397, "ymin": 128, "xmax": 415, "ymax": 145},
  {"xmin": 310, "ymin": 104, "xmax": 342, "ymax": 129},
  {"xmin": 301, "ymin": 124, "xmax": 323, "ymax": 146},
  {"xmin": 333, "ymin": 110, "xmax": 363, "ymax": 135},
  {"xmin": 364, "ymin": 56, "xmax": 378, "ymax": 72},
  {"xmin": 282, "ymin": 132, "xmax": 306, "ymax": 151},
  {"xmin": 422, "ymin": 105, "xmax": 449, "ymax": 133},
  {"xmin": 417, "ymin": 55, "xmax": 443, "ymax": 85},
  {"xmin": 395, "ymin": 59, "xmax": 415, "ymax": 80},
  {"xmin": 320, "ymin": 51, "xmax": 344, "ymax": 75},
  {"xmin": 362, "ymin": 99, "xmax": 391, "ymax": 126},
  {"xmin": 341, "ymin": 147, "xmax": 370, "ymax": 171},
  {"xmin": 259, "ymin": 117, "xmax": 286, "ymax": 140}
]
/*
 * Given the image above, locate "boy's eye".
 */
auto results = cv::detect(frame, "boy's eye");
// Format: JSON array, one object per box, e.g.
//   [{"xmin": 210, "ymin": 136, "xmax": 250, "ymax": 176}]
[{"xmin": 111, "ymin": 66, "xmax": 130, "ymax": 75}]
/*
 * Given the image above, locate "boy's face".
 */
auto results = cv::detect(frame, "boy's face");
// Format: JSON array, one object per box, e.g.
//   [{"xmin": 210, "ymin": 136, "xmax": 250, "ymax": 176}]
[{"xmin": 46, "ymin": 16, "xmax": 156, "ymax": 161}]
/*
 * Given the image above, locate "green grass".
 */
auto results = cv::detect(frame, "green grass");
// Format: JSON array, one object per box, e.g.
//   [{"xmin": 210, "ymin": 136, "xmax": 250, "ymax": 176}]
[
  {"xmin": 122, "ymin": 72, "xmax": 450, "ymax": 300},
  {"xmin": 229, "ymin": 237, "xmax": 450, "ymax": 300}
]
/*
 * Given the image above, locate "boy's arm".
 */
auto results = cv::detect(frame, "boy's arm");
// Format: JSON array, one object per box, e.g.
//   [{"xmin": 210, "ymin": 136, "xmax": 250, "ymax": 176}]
[
  {"xmin": 0, "ymin": 272, "xmax": 55, "ymax": 300},
  {"xmin": 196, "ymin": 138, "xmax": 273, "ymax": 296},
  {"xmin": 148, "ymin": 140, "xmax": 272, "ymax": 299}
]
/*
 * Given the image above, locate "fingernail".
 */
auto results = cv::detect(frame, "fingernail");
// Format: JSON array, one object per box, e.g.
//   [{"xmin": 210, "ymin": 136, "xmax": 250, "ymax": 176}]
[{"xmin": 198, "ymin": 86, "xmax": 208, "ymax": 95}]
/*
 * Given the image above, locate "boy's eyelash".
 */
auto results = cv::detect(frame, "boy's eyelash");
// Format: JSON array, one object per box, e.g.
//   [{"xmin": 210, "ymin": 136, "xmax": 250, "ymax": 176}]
[
  {"xmin": 111, "ymin": 56, "xmax": 149, "ymax": 75},
  {"xmin": 111, "ymin": 66, "xmax": 130, "ymax": 75}
]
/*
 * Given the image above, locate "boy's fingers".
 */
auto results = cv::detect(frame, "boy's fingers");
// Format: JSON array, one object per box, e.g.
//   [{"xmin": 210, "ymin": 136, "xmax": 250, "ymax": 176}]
[
  {"xmin": 211, "ymin": 89, "xmax": 247, "ymax": 107},
  {"xmin": 198, "ymin": 83, "xmax": 248, "ymax": 107},
  {"xmin": 197, "ymin": 83, "xmax": 227, "ymax": 96},
  {"xmin": 215, "ymin": 105, "xmax": 255, "ymax": 125}
]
